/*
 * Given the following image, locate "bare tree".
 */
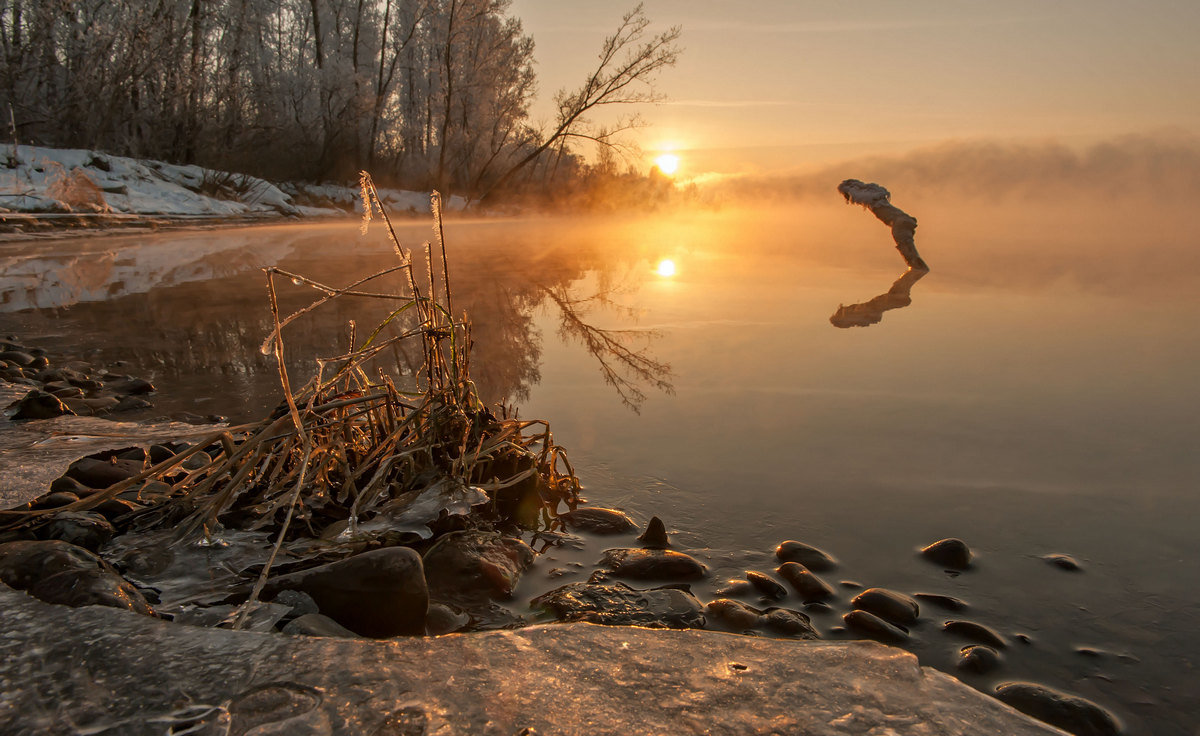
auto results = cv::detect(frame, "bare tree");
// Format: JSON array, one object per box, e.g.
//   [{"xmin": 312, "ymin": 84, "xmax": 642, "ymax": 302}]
[{"xmin": 481, "ymin": 3, "xmax": 680, "ymax": 200}]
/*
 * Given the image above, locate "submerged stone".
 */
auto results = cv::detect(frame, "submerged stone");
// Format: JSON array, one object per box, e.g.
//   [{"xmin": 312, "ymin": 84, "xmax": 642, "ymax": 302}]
[
  {"xmin": 559, "ymin": 507, "xmax": 637, "ymax": 535},
  {"xmin": 0, "ymin": 539, "xmax": 155, "ymax": 616},
  {"xmin": 774, "ymin": 540, "xmax": 837, "ymax": 571},
  {"xmin": 36, "ymin": 511, "xmax": 115, "ymax": 551},
  {"xmin": 760, "ymin": 607, "xmax": 819, "ymax": 639},
  {"xmin": 957, "ymin": 645, "xmax": 1003, "ymax": 674},
  {"xmin": 282, "ymin": 613, "xmax": 361, "ymax": 639},
  {"xmin": 777, "ymin": 562, "xmax": 836, "ymax": 602},
  {"xmin": 745, "ymin": 571, "xmax": 787, "ymax": 600},
  {"xmin": 995, "ymin": 682, "xmax": 1123, "ymax": 736},
  {"xmin": 851, "ymin": 588, "xmax": 920, "ymax": 626},
  {"xmin": 265, "ymin": 546, "xmax": 428, "ymax": 638},
  {"xmin": 423, "ymin": 530, "xmax": 535, "ymax": 602},
  {"xmin": 921, "ymin": 538, "xmax": 973, "ymax": 570},
  {"xmin": 914, "ymin": 592, "xmax": 968, "ymax": 612},
  {"xmin": 599, "ymin": 548, "xmax": 707, "ymax": 581},
  {"xmin": 533, "ymin": 581, "xmax": 704, "ymax": 629},
  {"xmin": 1042, "ymin": 553, "xmax": 1083, "ymax": 571},
  {"xmin": 705, "ymin": 598, "xmax": 762, "ymax": 631},
  {"xmin": 942, "ymin": 620, "xmax": 1007, "ymax": 649},
  {"xmin": 843, "ymin": 610, "xmax": 909, "ymax": 644}
]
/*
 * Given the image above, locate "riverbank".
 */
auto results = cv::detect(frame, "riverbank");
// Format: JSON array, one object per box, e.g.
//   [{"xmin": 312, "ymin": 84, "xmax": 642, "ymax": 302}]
[{"xmin": 0, "ymin": 144, "xmax": 464, "ymax": 240}]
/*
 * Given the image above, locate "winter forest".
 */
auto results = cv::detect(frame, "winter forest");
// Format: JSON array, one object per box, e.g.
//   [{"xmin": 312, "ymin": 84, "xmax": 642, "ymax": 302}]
[{"xmin": 0, "ymin": 0, "xmax": 681, "ymax": 206}]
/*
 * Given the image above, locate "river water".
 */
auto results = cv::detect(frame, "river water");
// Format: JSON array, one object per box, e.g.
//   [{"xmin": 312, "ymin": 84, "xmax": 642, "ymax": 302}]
[{"xmin": 2, "ymin": 195, "xmax": 1198, "ymax": 734}]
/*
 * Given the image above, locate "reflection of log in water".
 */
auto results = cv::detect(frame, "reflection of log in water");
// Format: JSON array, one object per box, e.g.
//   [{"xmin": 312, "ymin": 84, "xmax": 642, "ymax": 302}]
[
  {"xmin": 830, "ymin": 268, "xmax": 927, "ymax": 328},
  {"xmin": 838, "ymin": 179, "xmax": 929, "ymax": 271}
]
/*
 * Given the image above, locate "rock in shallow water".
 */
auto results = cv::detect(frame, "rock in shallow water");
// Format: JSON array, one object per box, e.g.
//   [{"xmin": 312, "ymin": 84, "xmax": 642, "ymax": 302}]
[
  {"xmin": 851, "ymin": 588, "xmax": 920, "ymax": 626},
  {"xmin": 774, "ymin": 540, "xmax": 837, "ymax": 571},
  {"xmin": 36, "ymin": 511, "xmax": 115, "ymax": 551},
  {"xmin": 843, "ymin": 610, "xmax": 909, "ymax": 644},
  {"xmin": 265, "ymin": 546, "xmax": 428, "ymax": 638},
  {"xmin": 995, "ymin": 682, "xmax": 1123, "ymax": 736},
  {"xmin": 745, "ymin": 571, "xmax": 787, "ymax": 600},
  {"xmin": 942, "ymin": 620, "xmax": 1007, "ymax": 649},
  {"xmin": 0, "ymin": 539, "xmax": 155, "ymax": 616},
  {"xmin": 1042, "ymin": 553, "xmax": 1083, "ymax": 571},
  {"xmin": 914, "ymin": 592, "xmax": 968, "ymax": 612},
  {"xmin": 533, "ymin": 581, "xmax": 705, "ymax": 629},
  {"xmin": 598, "ymin": 548, "xmax": 707, "ymax": 581},
  {"xmin": 760, "ymin": 607, "xmax": 819, "ymax": 639},
  {"xmin": 705, "ymin": 598, "xmax": 762, "ymax": 631},
  {"xmin": 10, "ymin": 390, "xmax": 76, "ymax": 420},
  {"xmin": 558, "ymin": 507, "xmax": 637, "ymax": 534},
  {"xmin": 957, "ymin": 645, "xmax": 1003, "ymax": 674},
  {"xmin": 921, "ymin": 538, "xmax": 973, "ymax": 570},
  {"xmin": 637, "ymin": 515, "xmax": 669, "ymax": 548},
  {"xmin": 777, "ymin": 562, "xmax": 835, "ymax": 602},
  {"xmin": 423, "ymin": 530, "xmax": 535, "ymax": 601}
]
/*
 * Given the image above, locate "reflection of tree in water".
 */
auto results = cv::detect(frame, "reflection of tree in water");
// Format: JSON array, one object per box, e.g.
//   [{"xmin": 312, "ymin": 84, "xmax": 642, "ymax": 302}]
[
  {"xmin": 830, "ymin": 268, "xmax": 927, "ymax": 329},
  {"xmin": 540, "ymin": 284, "xmax": 672, "ymax": 410},
  {"xmin": 18, "ymin": 234, "xmax": 673, "ymax": 413}
]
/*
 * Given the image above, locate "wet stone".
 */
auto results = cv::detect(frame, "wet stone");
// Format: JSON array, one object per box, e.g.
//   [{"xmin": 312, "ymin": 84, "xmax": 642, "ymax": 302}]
[
  {"xmin": 50, "ymin": 476, "xmax": 93, "ymax": 495},
  {"xmin": 715, "ymin": 579, "xmax": 755, "ymax": 597},
  {"xmin": 637, "ymin": 515, "xmax": 670, "ymax": 548},
  {"xmin": 851, "ymin": 588, "xmax": 920, "ymax": 626},
  {"xmin": 0, "ymin": 539, "xmax": 155, "ymax": 616},
  {"xmin": 423, "ymin": 530, "xmax": 535, "ymax": 601},
  {"xmin": 265, "ymin": 546, "xmax": 428, "ymax": 638},
  {"xmin": 705, "ymin": 598, "xmax": 762, "ymax": 631},
  {"xmin": 942, "ymin": 620, "xmax": 1007, "ymax": 649},
  {"xmin": 843, "ymin": 610, "xmax": 909, "ymax": 644},
  {"xmin": 598, "ymin": 548, "xmax": 707, "ymax": 581},
  {"xmin": 995, "ymin": 682, "xmax": 1123, "ymax": 736},
  {"xmin": 957, "ymin": 645, "xmax": 1003, "ymax": 674},
  {"xmin": 66, "ymin": 457, "xmax": 145, "ymax": 489},
  {"xmin": 10, "ymin": 390, "xmax": 76, "ymax": 420},
  {"xmin": 746, "ymin": 571, "xmax": 787, "ymax": 600},
  {"xmin": 558, "ymin": 507, "xmax": 637, "ymax": 535},
  {"xmin": 921, "ymin": 538, "xmax": 973, "ymax": 570},
  {"xmin": 533, "ymin": 582, "xmax": 705, "ymax": 629},
  {"xmin": 774, "ymin": 540, "xmax": 838, "ymax": 571},
  {"xmin": 777, "ymin": 562, "xmax": 835, "ymax": 602},
  {"xmin": 1042, "ymin": 553, "xmax": 1083, "ymax": 571},
  {"xmin": 36, "ymin": 512, "xmax": 115, "ymax": 551},
  {"xmin": 914, "ymin": 592, "xmax": 968, "ymax": 612},
  {"xmin": 425, "ymin": 603, "xmax": 471, "ymax": 635},
  {"xmin": 29, "ymin": 491, "xmax": 80, "ymax": 510},
  {"xmin": 761, "ymin": 607, "xmax": 819, "ymax": 639},
  {"xmin": 282, "ymin": 613, "xmax": 361, "ymax": 638},
  {"xmin": 804, "ymin": 601, "xmax": 834, "ymax": 615},
  {"xmin": 0, "ymin": 350, "xmax": 34, "ymax": 366}
]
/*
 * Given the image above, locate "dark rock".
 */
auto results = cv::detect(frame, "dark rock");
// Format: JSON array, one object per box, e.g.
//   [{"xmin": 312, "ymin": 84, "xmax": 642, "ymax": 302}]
[
  {"xmin": 29, "ymin": 355, "xmax": 49, "ymax": 369},
  {"xmin": 114, "ymin": 544, "xmax": 175, "ymax": 577},
  {"xmin": 1042, "ymin": 554, "xmax": 1083, "ymax": 571},
  {"xmin": 29, "ymin": 491, "xmax": 79, "ymax": 510},
  {"xmin": 921, "ymin": 538, "xmax": 973, "ymax": 569},
  {"xmin": 107, "ymin": 377, "xmax": 156, "ymax": 395},
  {"xmin": 777, "ymin": 562, "xmax": 835, "ymax": 602},
  {"xmin": 149, "ymin": 444, "xmax": 179, "ymax": 464},
  {"xmin": 995, "ymin": 682, "xmax": 1122, "ymax": 736},
  {"xmin": 113, "ymin": 395, "xmax": 153, "ymax": 412},
  {"xmin": 425, "ymin": 603, "xmax": 471, "ymax": 635},
  {"xmin": 66, "ymin": 457, "xmax": 145, "ymax": 488},
  {"xmin": 10, "ymin": 390, "xmax": 76, "ymax": 420},
  {"xmin": 804, "ymin": 601, "xmax": 833, "ymax": 614},
  {"xmin": 558, "ymin": 507, "xmax": 637, "ymax": 535},
  {"xmin": 181, "ymin": 450, "xmax": 213, "ymax": 471},
  {"xmin": 533, "ymin": 582, "xmax": 704, "ymax": 629},
  {"xmin": 761, "ymin": 607, "xmax": 819, "ymax": 639},
  {"xmin": 0, "ymin": 350, "xmax": 34, "ymax": 366},
  {"xmin": 270, "ymin": 589, "xmax": 320, "ymax": 618},
  {"xmin": 50, "ymin": 476, "xmax": 93, "ymax": 495},
  {"xmin": 36, "ymin": 512, "xmax": 115, "ymax": 551},
  {"xmin": 715, "ymin": 579, "xmax": 755, "ymax": 597},
  {"xmin": 839, "ymin": 580, "xmax": 862, "ymax": 589},
  {"xmin": 637, "ymin": 515, "xmax": 670, "ymax": 548},
  {"xmin": 704, "ymin": 598, "xmax": 762, "ymax": 631},
  {"xmin": 92, "ymin": 498, "xmax": 144, "ymax": 523},
  {"xmin": 843, "ymin": 610, "xmax": 909, "ymax": 643},
  {"xmin": 851, "ymin": 588, "xmax": 920, "ymax": 626},
  {"xmin": 957, "ymin": 645, "xmax": 1002, "ymax": 674},
  {"xmin": 0, "ymin": 539, "xmax": 155, "ymax": 616},
  {"xmin": 914, "ymin": 592, "xmax": 968, "ymax": 612},
  {"xmin": 746, "ymin": 571, "xmax": 787, "ymax": 600},
  {"xmin": 774, "ymin": 540, "xmax": 837, "ymax": 571},
  {"xmin": 942, "ymin": 620, "xmax": 1007, "ymax": 649},
  {"xmin": 50, "ymin": 386, "xmax": 84, "ymax": 399},
  {"xmin": 598, "ymin": 548, "xmax": 707, "ymax": 581},
  {"xmin": 282, "ymin": 613, "xmax": 361, "ymax": 638},
  {"xmin": 265, "ymin": 546, "xmax": 428, "ymax": 638},
  {"xmin": 423, "ymin": 530, "xmax": 535, "ymax": 600}
]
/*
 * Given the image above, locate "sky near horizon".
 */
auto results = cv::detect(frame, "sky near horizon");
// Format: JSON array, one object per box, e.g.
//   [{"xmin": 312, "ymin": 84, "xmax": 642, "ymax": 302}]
[{"xmin": 507, "ymin": 0, "xmax": 1200, "ymax": 179}]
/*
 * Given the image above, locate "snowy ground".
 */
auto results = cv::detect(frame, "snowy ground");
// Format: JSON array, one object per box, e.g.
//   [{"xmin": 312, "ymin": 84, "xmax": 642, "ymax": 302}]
[{"xmin": 0, "ymin": 145, "xmax": 461, "ymax": 225}]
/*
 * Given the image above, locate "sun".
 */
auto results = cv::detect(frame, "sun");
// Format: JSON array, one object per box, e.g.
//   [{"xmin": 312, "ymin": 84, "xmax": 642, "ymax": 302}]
[
  {"xmin": 656, "ymin": 259, "xmax": 677, "ymax": 277},
  {"xmin": 654, "ymin": 154, "xmax": 680, "ymax": 176}
]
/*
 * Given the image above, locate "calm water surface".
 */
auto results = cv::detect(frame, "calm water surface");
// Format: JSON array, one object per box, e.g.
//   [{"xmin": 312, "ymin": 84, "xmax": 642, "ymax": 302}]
[{"xmin": 2, "ymin": 196, "xmax": 1198, "ymax": 734}]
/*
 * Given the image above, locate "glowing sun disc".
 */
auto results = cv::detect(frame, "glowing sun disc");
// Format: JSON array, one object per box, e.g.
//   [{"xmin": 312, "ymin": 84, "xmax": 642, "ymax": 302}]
[
  {"xmin": 656, "ymin": 259, "xmax": 677, "ymax": 277},
  {"xmin": 655, "ymin": 154, "xmax": 680, "ymax": 176}
]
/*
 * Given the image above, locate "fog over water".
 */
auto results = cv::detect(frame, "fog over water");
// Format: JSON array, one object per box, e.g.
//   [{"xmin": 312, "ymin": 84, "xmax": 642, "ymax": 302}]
[{"xmin": 2, "ymin": 171, "xmax": 1198, "ymax": 733}]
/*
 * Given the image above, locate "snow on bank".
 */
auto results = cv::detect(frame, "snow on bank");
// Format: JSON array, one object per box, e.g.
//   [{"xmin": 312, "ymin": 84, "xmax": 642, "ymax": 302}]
[{"xmin": 0, "ymin": 145, "xmax": 462, "ymax": 221}]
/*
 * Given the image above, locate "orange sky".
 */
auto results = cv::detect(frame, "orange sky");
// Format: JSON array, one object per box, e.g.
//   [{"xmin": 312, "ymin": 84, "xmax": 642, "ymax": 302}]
[{"xmin": 508, "ymin": 1, "xmax": 1200, "ymax": 178}]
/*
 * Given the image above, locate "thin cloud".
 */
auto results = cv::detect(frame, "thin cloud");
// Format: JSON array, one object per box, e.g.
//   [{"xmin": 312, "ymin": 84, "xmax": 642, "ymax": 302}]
[{"xmin": 662, "ymin": 99, "xmax": 794, "ymax": 109}]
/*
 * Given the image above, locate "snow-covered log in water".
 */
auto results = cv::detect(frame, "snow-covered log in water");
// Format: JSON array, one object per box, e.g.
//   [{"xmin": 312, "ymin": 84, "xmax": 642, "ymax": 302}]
[{"xmin": 838, "ymin": 179, "xmax": 929, "ymax": 270}]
